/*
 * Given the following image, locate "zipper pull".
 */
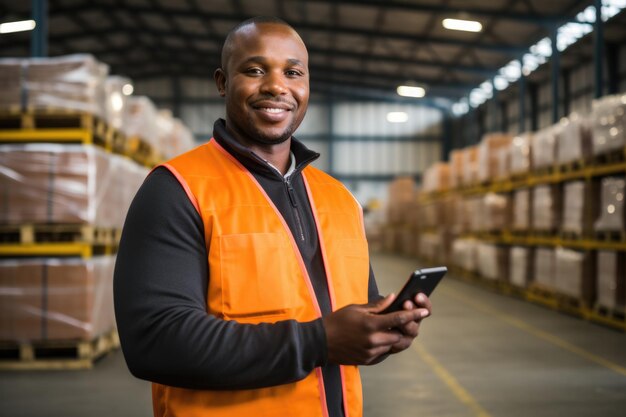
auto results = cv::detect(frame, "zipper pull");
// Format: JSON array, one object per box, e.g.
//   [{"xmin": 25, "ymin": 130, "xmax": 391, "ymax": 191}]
[{"xmin": 286, "ymin": 180, "xmax": 298, "ymax": 208}]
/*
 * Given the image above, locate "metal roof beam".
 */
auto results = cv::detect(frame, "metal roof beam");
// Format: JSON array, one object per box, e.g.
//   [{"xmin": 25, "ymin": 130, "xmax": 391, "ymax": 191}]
[
  {"xmin": 46, "ymin": 3, "xmax": 530, "ymax": 55},
  {"xmin": 303, "ymin": 0, "xmax": 570, "ymax": 26}
]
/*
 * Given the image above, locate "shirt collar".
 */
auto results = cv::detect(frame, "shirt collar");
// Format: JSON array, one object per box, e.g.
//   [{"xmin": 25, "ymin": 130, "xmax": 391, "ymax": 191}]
[{"xmin": 266, "ymin": 152, "xmax": 296, "ymax": 179}]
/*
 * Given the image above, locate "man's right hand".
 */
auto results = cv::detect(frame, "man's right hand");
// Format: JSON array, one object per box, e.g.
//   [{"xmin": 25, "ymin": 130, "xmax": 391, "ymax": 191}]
[{"xmin": 322, "ymin": 294, "xmax": 427, "ymax": 366}]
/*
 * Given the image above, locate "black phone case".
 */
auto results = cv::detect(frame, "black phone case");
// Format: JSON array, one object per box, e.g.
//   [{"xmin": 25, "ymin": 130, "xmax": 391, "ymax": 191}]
[{"xmin": 380, "ymin": 266, "xmax": 447, "ymax": 314}]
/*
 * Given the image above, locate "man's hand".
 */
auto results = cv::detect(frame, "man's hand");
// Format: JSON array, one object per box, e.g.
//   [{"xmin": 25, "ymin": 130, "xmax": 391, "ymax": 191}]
[{"xmin": 323, "ymin": 293, "xmax": 431, "ymax": 366}]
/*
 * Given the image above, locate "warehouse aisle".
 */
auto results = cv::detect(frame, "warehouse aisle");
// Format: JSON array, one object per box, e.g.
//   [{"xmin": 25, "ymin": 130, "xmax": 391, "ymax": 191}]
[
  {"xmin": 363, "ymin": 252, "xmax": 626, "ymax": 417},
  {"xmin": 2, "ymin": 252, "xmax": 626, "ymax": 417}
]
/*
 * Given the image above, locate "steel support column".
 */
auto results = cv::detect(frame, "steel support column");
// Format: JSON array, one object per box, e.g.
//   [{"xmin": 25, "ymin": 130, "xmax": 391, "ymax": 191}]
[
  {"xmin": 31, "ymin": 0, "xmax": 48, "ymax": 57},
  {"xmin": 491, "ymin": 79, "xmax": 499, "ymax": 132},
  {"xmin": 606, "ymin": 42, "xmax": 619, "ymax": 95},
  {"xmin": 529, "ymin": 82, "xmax": 539, "ymax": 132},
  {"xmin": 327, "ymin": 97, "xmax": 335, "ymax": 176},
  {"xmin": 551, "ymin": 28, "xmax": 560, "ymax": 124},
  {"xmin": 563, "ymin": 69, "xmax": 571, "ymax": 117},
  {"xmin": 594, "ymin": 0, "xmax": 604, "ymax": 99},
  {"xmin": 172, "ymin": 76, "xmax": 182, "ymax": 118},
  {"xmin": 442, "ymin": 111, "xmax": 452, "ymax": 161},
  {"xmin": 519, "ymin": 67, "xmax": 527, "ymax": 134}
]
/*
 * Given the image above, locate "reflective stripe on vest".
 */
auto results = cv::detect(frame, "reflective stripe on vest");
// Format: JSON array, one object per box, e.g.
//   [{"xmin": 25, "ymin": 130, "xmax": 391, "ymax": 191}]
[{"xmin": 153, "ymin": 139, "xmax": 369, "ymax": 417}]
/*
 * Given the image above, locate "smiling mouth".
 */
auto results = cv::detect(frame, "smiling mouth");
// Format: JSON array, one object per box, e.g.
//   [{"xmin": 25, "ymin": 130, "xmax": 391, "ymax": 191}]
[{"xmin": 259, "ymin": 107, "xmax": 288, "ymax": 113}]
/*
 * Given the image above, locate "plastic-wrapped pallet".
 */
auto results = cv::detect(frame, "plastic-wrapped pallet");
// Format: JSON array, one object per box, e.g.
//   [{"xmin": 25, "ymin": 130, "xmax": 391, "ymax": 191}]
[
  {"xmin": 0, "ymin": 256, "xmax": 116, "ymax": 342},
  {"xmin": 422, "ymin": 162, "xmax": 450, "ymax": 193},
  {"xmin": 510, "ymin": 246, "xmax": 532, "ymax": 288},
  {"xmin": 451, "ymin": 238, "xmax": 478, "ymax": 272},
  {"xmin": 462, "ymin": 146, "xmax": 479, "ymax": 186},
  {"xmin": 596, "ymin": 251, "xmax": 625, "ymax": 310},
  {"xmin": 512, "ymin": 188, "xmax": 531, "ymax": 231},
  {"xmin": 562, "ymin": 181, "xmax": 592, "ymax": 235},
  {"xmin": 418, "ymin": 233, "xmax": 441, "ymax": 262},
  {"xmin": 554, "ymin": 248, "xmax": 593, "ymax": 304},
  {"xmin": 465, "ymin": 196, "xmax": 483, "ymax": 232},
  {"xmin": 449, "ymin": 150, "xmax": 464, "ymax": 189},
  {"xmin": 532, "ymin": 125, "xmax": 559, "ymax": 170},
  {"xmin": 556, "ymin": 112, "xmax": 592, "ymax": 165},
  {"xmin": 0, "ymin": 54, "xmax": 108, "ymax": 117},
  {"xmin": 591, "ymin": 94, "xmax": 626, "ymax": 156},
  {"xmin": 0, "ymin": 144, "xmax": 149, "ymax": 228},
  {"xmin": 594, "ymin": 177, "xmax": 625, "ymax": 233},
  {"xmin": 510, "ymin": 133, "xmax": 533, "ymax": 175},
  {"xmin": 386, "ymin": 176, "xmax": 416, "ymax": 225},
  {"xmin": 124, "ymin": 96, "xmax": 160, "ymax": 150},
  {"xmin": 482, "ymin": 193, "xmax": 510, "ymax": 231},
  {"xmin": 103, "ymin": 75, "xmax": 131, "ymax": 132},
  {"xmin": 532, "ymin": 185, "xmax": 560, "ymax": 232},
  {"xmin": 477, "ymin": 133, "xmax": 513, "ymax": 183},
  {"xmin": 496, "ymin": 147, "xmax": 510, "ymax": 179},
  {"xmin": 476, "ymin": 242, "xmax": 508, "ymax": 281},
  {"xmin": 534, "ymin": 247, "xmax": 555, "ymax": 289}
]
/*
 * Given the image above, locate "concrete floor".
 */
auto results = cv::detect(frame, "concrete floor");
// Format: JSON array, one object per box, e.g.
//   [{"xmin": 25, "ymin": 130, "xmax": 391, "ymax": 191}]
[{"xmin": 2, "ymin": 252, "xmax": 625, "ymax": 417}]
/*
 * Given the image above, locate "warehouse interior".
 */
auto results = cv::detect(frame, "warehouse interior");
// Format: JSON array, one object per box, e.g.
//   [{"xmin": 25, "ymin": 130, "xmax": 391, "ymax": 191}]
[{"xmin": 0, "ymin": 0, "xmax": 625, "ymax": 416}]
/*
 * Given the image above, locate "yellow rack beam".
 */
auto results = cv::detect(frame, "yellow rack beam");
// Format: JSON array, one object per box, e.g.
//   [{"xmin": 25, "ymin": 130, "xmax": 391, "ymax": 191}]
[
  {"xmin": 0, "ymin": 129, "xmax": 93, "ymax": 144},
  {"xmin": 463, "ymin": 232, "xmax": 626, "ymax": 251},
  {"xmin": 0, "ymin": 243, "xmax": 93, "ymax": 259}
]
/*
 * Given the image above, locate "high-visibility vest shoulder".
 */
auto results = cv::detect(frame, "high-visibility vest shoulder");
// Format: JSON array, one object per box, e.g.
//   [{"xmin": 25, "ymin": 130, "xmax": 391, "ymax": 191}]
[{"xmin": 152, "ymin": 139, "xmax": 370, "ymax": 417}]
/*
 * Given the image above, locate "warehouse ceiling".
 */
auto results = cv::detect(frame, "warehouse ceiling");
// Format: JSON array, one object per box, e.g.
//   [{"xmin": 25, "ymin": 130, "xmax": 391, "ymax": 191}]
[{"xmin": 1, "ymin": 0, "xmax": 625, "ymax": 106}]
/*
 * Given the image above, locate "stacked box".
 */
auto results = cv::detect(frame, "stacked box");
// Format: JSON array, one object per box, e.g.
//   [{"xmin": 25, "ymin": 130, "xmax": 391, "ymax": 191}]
[
  {"xmin": 554, "ymin": 248, "xmax": 594, "ymax": 304},
  {"xmin": 532, "ymin": 125, "xmax": 559, "ymax": 170},
  {"xmin": 451, "ymin": 238, "xmax": 478, "ymax": 272},
  {"xmin": 477, "ymin": 133, "xmax": 513, "ymax": 182},
  {"xmin": 462, "ymin": 146, "xmax": 479, "ymax": 186},
  {"xmin": 0, "ymin": 144, "xmax": 149, "ymax": 227},
  {"xmin": 387, "ymin": 176, "xmax": 416, "ymax": 225},
  {"xmin": 512, "ymin": 189, "xmax": 531, "ymax": 231},
  {"xmin": 422, "ymin": 162, "xmax": 450, "ymax": 193},
  {"xmin": 465, "ymin": 196, "xmax": 483, "ymax": 232},
  {"xmin": 496, "ymin": 147, "xmax": 510, "ymax": 179},
  {"xmin": 482, "ymin": 193, "xmax": 510, "ymax": 231},
  {"xmin": 0, "ymin": 256, "xmax": 116, "ymax": 342},
  {"xmin": 449, "ymin": 150, "xmax": 464, "ymax": 189},
  {"xmin": 450, "ymin": 196, "xmax": 468, "ymax": 235},
  {"xmin": 591, "ymin": 94, "xmax": 626, "ymax": 156},
  {"xmin": 510, "ymin": 133, "xmax": 533, "ymax": 175},
  {"xmin": 532, "ymin": 185, "xmax": 560, "ymax": 232},
  {"xmin": 103, "ymin": 75, "xmax": 130, "ymax": 132},
  {"xmin": 0, "ymin": 58, "xmax": 23, "ymax": 109},
  {"xmin": 594, "ymin": 177, "xmax": 625, "ymax": 233},
  {"xmin": 534, "ymin": 247, "xmax": 555, "ymax": 289},
  {"xmin": 476, "ymin": 243, "xmax": 509, "ymax": 281},
  {"xmin": 510, "ymin": 246, "xmax": 533, "ymax": 288},
  {"xmin": 562, "ymin": 181, "xmax": 597, "ymax": 235},
  {"xmin": 556, "ymin": 112, "xmax": 592, "ymax": 164},
  {"xmin": 597, "ymin": 251, "xmax": 626, "ymax": 310},
  {"xmin": 124, "ymin": 96, "xmax": 161, "ymax": 150},
  {"xmin": 0, "ymin": 54, "xmax": 108, "ymax": 117}
]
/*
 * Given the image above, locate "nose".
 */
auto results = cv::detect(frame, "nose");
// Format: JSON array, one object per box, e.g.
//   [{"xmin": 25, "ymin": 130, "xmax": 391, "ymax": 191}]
[{"xmin": 260, "ymin": 70, "xmax": 288, "ymax": 96}]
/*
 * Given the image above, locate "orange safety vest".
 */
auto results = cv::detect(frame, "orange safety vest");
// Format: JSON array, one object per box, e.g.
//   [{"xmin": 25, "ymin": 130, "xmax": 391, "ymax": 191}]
[{"xmin": 152, "ymin": 139, "xmax": 370, "ymax": 417}]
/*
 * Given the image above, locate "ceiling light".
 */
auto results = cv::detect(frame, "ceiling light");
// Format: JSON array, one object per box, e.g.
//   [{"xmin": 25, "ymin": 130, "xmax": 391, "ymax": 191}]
[
  {"xmin": 442, "ymin": 18, "xmax": 482, "ymax": 33},
  {"xmin": 386, "ymin": 112, "xmax": 409, "ymax": 123},
  {"xmin": 397, "ymin": 85, "xmax": 425, "ymax": 98},
  {"xmin": 0, "ymin": 20, "xmax": 36, "ymax": 34},
  {"xmin": 122, "ymin": 83, "xmax": 134, "ymax": 96}
]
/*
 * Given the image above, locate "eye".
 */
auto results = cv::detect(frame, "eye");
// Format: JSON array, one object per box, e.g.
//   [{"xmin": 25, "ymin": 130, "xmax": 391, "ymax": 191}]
[
  {"xmin": 286, "ymin": 69, "xmax": 304, "ymax": 77},
  {"xmin": 245, "ymin": 67, "xmax": 264, "ymax": 75}
]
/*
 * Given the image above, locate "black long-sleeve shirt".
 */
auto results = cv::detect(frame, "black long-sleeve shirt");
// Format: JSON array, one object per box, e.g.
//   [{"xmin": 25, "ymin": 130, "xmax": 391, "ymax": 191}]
[{"xmin": 114, "ymin": 119, "xmax": 379, "ymax": 416}]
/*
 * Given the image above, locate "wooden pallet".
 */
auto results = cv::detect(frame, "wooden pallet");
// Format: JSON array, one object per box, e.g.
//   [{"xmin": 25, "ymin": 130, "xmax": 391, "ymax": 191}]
[
  {"xmin": 595, "ymin": 230, "xmax": 626, "ymax": 243},
  {"xmin": 526, "ymin": 284, "xmax": 590, "ymax": 318},
  {"xmin": 591, "ymin": 148, "xmax": 625, "ymax": 165},
  {"xmin": 0, "ymin": 109, "xmax": 109, "ymax": 148},
  {"xmin": 0, "ymin": 329, "xmax": 119, "ymax": 370},
  {"xmin": 0, "ymin": 224, "xmax": 119, "ymax": 245},
  {"xmin": 589, "ymin": 305, "xmax": 626, "ymax": 331}
]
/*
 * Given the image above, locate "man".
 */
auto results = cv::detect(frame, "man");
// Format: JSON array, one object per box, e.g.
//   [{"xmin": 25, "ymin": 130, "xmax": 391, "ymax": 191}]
[{"xmin": 114, "ymin": 16, "xmax": 432, "ymax": 417}]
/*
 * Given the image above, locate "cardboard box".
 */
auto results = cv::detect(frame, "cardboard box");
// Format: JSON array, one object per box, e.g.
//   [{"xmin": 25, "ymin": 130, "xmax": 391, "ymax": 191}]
[
  {"xmin": 594, "ymin": 177, "xmax": 625, "ymax": 233},
  {"xmin": 554, "ymin": 248, "xmax": 594, "ymax": 304},
  {"xmin": 477, "ymin": 243, "xmax": 509, "ymax": 281},
  {"xmin": 596, "ymin": 251, "xmax": 626, "ymax": 310},
  {"xmin": 510, "ymin": 133, "xmax": 533, "ymax": 175},
  {"xmin": 477, "ymin": 133, "xmax": 513, "ymax": 182},
  {"xmin": 510, "ymin": 246, "xmax": 533, "ymax": 288},
  {"xmin": 534, "ymin": 247, "xmax": 555, "ymax": 289},
  {"xmin": 532, "ymin": 185, "xmax": 561, "ymax": 232},
  {"xmin": 512, "ymin": 189, "xmax": 531, "ymax": 231}
]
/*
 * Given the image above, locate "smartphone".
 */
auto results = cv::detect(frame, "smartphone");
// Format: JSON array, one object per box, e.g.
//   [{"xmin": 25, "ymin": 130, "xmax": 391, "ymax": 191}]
[{"xmin": 380, "ymin": 266, "xmax": 447, "ymax": 314}]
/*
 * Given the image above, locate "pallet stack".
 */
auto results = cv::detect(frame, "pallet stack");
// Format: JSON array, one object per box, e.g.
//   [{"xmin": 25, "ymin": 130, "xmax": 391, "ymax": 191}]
[
  {"xmin": 0, "ymin": 54, "xmax": 194, "ymax": 370},
  {"xmin": 386, "ymin": 93, "xmax": 626, "ymax": 331}
]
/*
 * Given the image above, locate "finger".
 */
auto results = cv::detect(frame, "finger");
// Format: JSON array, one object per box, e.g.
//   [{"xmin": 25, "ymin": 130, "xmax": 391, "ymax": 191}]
[
  {"xmin": 367, "ymin": 293, "xmax": 396, "ymax": 313},
  {"xmin": 376, "ymin": 308, "xmax": 423, "ymax": 330},
  {"xmin": 398, "ymin": 320, "xmax": 419, "ymax": 338},
  {"xmin": 368, "ymin": 329, "xmax": 403, "ymax": 347},
  {"xmin": 414, "ymin": 293, "xmax": 433, "ymax": 312},
  {"xmin": 403, "ymin": 299, "xmax": 415, "ymax": 310}
]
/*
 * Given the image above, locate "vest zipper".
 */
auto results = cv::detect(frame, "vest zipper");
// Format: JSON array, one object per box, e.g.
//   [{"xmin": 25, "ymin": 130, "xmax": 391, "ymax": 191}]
[{"xmin": 285, "ymin": 178, "xmax": 306, "ymax": 241}]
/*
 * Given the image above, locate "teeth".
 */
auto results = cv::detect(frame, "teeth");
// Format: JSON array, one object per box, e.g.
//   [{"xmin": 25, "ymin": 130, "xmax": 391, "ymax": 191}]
[{"xmin": 261, "ymin": 108, "xmax": 285, "ymax": 113}]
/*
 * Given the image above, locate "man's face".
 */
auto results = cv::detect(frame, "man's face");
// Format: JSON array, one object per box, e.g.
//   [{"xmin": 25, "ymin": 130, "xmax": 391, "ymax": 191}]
[{"xmin": 215, "ymin": 23, "xmax": 309, "ymax": 145}]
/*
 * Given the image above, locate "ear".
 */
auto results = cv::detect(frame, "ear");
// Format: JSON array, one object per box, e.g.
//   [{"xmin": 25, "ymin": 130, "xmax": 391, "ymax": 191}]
[{"xmin": 214, "ymin": 68, "xmax": 226, "ymax": 97}]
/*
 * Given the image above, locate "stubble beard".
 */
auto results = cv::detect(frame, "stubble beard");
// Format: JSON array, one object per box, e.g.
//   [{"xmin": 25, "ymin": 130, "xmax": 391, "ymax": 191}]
[{"xmin": 245, "ymin": 113, "xmax": 298, "ymax": 145}]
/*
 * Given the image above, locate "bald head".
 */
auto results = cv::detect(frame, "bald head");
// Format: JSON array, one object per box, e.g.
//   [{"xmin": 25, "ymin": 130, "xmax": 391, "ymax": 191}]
[{"xmin": 220, "ymin": 16, "xmax": 303, "ymax": 73}]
